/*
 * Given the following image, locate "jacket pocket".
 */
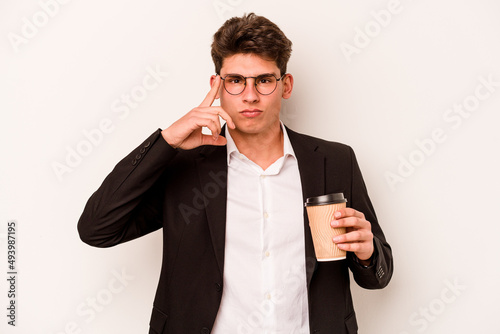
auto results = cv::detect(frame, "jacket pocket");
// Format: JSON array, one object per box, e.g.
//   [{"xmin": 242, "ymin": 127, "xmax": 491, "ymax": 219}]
[
  {"xmin": 149, "ymin": 306, "xmax": 168, "ymax": 334},
  {"xmin": 345, "ymin": 311, "xmax": 358, "ymax": 334}
]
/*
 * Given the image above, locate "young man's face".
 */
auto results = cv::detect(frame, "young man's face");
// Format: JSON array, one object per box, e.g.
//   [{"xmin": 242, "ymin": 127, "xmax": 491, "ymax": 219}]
[{"xmin": 211, "ymin": 53, "xmax": 293, "ymax": 137}]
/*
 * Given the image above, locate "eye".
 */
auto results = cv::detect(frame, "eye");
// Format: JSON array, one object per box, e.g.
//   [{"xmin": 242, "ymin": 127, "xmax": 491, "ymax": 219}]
[
  {"xmin": 257, "ymin": 76, "xmax": 274, "ymax": 84},
  {"xmin": 226, "ymin": 76, "xmax": 244, "ymax": 84}
]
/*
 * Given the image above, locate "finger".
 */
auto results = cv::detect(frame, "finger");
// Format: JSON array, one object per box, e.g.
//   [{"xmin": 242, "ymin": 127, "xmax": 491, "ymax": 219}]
[
  {"xmin": 190, "ymin": 112, "xmax": 222, "ymax": 140},
  {"xmin": 199, "ymin": 75, "xmax": 221, "ymax": 108},
  {"xmin": 213, "ymin": 107, "xmax": 236, "ymax": 130},
  {"xmin": 336, "ymin": 240, "xmax": 374, "ymax": 260},
  {"xmin": 200, "ymin": 134, "xmax": 228, "ymax": 147},
  {"xmin": 197, "ymin": 106, "xmax": 236, "ymax": 131},
  {"xmin": 336, "ymin": 242, "xmax": 366, "ymax": 253},
  {"xmin": 331, "ymin": 216, "xmax": 370, "ymax": 229},
  {"xmin": 333, "ymin": 230, "xmax": 372, "ymax": 244},
  {"xmin": 333, "ymin": 207, "xmax": 365, "ymax": 220}
]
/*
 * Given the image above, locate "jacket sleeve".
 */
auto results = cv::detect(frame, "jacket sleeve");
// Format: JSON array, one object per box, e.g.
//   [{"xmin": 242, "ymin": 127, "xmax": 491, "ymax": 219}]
[
  {"xmin": 77, "ymin": 129, "xmax": 177, "ymax": 248},
  {"xmin": 346, "ymin": 147, "xmax": 394, "ymax": 289}
]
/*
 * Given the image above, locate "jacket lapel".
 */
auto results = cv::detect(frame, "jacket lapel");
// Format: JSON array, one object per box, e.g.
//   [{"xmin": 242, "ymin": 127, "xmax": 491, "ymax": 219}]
[
  {"xmin": 195, "ymin": 139, "xmax": 228, "ymax": 277},
  {"xmin": 286, "ymin": 127, "xmax": 325, "ymax": 287}
]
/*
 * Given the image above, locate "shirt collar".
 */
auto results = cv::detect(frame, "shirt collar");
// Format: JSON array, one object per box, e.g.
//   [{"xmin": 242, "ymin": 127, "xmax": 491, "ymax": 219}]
[{"xmin": 226, "ymin": 121, "xmax": 296, "ymax": 166}]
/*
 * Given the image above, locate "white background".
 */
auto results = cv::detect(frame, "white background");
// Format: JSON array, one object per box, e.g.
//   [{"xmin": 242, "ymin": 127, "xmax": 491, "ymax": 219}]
[{"xmin": 1, "ymin": 0, "xmax": 500, "ymax": 333}]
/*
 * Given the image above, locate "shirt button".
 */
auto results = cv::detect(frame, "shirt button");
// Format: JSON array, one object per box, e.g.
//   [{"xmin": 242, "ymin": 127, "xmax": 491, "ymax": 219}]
[
  {"xmin": 266, "ymin": 293, "xmax": 271, "ymax": 300},
  {"xmin": 264, "ymin": 212, "xmax": 269, "ymax": 219},
  {"xmin": 260, "ymin": 175, "xmax": 266, "ymax": 179},
  {"xmin": 265, "ymin": 251, "xmax": 270, "ymax": 257},
  {"xmin": 239, "ymin": 154, "xmax": 245, "ymax": 160}
]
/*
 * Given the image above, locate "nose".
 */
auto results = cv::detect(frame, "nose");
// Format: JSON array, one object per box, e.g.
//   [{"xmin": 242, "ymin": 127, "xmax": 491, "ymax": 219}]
[{"xmin": 241, "ymin": 78, "xmax": 260, "ymax": 103}]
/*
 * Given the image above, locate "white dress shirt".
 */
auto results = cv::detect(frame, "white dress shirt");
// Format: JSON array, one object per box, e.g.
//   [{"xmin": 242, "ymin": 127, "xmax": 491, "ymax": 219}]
[{"xmin": 212, "ymin": 123, "xmax": 310, "ymax": 334}]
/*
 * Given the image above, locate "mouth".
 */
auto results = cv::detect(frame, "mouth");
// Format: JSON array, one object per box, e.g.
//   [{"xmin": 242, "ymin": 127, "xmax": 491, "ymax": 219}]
[{"xmin": 240, "ymin": 109, "xmax": 263, "ymax": 118}]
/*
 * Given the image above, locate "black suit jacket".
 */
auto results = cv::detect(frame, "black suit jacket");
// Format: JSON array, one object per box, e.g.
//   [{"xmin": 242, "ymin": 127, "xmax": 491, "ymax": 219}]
[{"xmin": 78, "ymin": 126, "xmax": 393, "ymax": 334}]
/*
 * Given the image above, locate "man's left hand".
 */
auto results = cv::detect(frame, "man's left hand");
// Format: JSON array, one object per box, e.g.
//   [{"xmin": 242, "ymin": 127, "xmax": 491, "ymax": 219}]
[{"xmin": 331, "ymin": 208, "xmax": 374, "ymax": 264}]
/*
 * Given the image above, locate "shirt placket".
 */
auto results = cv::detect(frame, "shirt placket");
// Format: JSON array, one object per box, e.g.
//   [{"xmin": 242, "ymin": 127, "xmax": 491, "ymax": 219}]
[{"xmin": 260, "ymin": 171, "xmax": 275, "ymax": 331}]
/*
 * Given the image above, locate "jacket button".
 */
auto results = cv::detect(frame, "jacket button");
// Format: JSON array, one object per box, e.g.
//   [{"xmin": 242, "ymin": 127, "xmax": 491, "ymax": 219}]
[
  {"xmin": 140, "ymin": 147, "xmax": 146, "ymax": 153},
  {"xmin": 201, "ymin": 327, "xmax": 210, "ymax": 334},
  {"xmin": 144, "ymin": 141, "xmax": 151, "ymax": 148},
  {"xmin": 135, "ymin": 154, "xmax": 142, "ymax": 160},
  {"xmin": 132, "ymin": 159, "xmax": 137, "ymax": 166},
  {"xmin": 215, "ymin": 283, "xmax": 222, "ymax": 292}
]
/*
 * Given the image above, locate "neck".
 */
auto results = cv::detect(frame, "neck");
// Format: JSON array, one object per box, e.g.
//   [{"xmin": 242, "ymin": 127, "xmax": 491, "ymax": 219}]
[{"xmin": 229, "ymin": 123, "xmax": 284, "ymax": 170}]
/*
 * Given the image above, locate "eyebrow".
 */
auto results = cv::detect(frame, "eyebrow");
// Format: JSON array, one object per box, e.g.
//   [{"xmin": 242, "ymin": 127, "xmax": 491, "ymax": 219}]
[{"xmin": 224, "ymin": 72, "xmax": 278, "ymax": 77}]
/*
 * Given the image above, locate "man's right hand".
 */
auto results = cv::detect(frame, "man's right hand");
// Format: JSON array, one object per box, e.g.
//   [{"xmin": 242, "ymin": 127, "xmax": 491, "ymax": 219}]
[{"xmin": 161, "ymin": 75, "xmax": 236, "ymax": 150}]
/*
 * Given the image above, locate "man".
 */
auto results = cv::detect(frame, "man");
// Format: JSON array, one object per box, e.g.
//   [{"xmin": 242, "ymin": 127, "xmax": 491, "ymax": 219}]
[{"xmin": 78, "ymin": 13, "xmax": 393, "ymax": 334}]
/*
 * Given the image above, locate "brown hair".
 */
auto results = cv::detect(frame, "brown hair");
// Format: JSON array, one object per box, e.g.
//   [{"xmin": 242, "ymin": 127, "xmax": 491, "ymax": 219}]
[{"xmin": 211, "ymin": 13, "xmax": 292, "ymax": 76}]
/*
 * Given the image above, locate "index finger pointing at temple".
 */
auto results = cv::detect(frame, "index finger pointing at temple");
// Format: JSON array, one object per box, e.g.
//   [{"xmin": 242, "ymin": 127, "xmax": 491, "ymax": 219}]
[{"xmin": 199, "ymin": 75, "xmax": 221, "ymax": 108}]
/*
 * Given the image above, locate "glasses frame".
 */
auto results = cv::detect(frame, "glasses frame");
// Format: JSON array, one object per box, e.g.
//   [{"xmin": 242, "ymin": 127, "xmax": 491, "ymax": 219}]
[{"xmin": 220, "ymin": 73, "xmax": 287, "ymax": 96}]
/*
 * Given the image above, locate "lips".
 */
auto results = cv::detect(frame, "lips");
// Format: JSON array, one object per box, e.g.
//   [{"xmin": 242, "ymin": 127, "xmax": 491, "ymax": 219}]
[{"xmin": 240, "ymin": 109, "xmax": 263, "ymax": 118}]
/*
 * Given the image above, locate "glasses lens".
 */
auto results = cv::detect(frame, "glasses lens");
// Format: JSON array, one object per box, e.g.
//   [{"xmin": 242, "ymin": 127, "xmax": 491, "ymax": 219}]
[
  {"xmin": 255, "ymin": 75, "xmax": 278, "ymax": 95},
  {"xmin": 224, "ymin": 75, "xmax": 246, "ymax": 95}
]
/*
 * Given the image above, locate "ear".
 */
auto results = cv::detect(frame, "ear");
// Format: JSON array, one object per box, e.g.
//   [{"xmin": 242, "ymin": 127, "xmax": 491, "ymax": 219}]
[
  {"xmin": 210, "ymin": 75, "xmax": 221, "ymax": 100},
  {"xmin": 281, "ymin": 74, "xmax": 294, "ymax": 99}
]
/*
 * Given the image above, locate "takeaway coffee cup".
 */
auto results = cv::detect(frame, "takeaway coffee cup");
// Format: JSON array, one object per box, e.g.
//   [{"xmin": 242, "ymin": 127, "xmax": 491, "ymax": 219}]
[{"xmin": 305, "ymin": 193, "xmax": 347, "ymax": 261}]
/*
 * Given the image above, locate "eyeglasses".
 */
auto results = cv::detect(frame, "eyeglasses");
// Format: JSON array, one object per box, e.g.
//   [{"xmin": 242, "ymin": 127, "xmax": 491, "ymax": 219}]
[{"xmin": 220, "ymin": 73, "xmax": 286, "ymax": 95}]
